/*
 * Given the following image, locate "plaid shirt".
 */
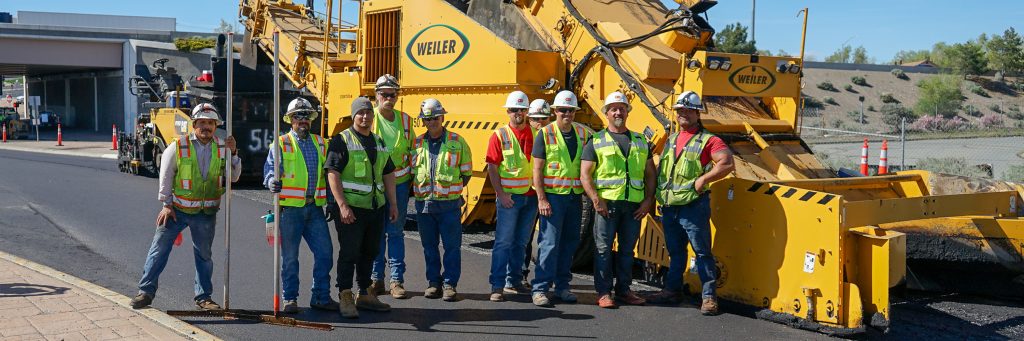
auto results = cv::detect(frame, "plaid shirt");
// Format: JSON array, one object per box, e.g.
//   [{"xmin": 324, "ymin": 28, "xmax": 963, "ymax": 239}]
[{"xmin": 263, "ymin": 131, "xmax": 322, "ymax": 197}]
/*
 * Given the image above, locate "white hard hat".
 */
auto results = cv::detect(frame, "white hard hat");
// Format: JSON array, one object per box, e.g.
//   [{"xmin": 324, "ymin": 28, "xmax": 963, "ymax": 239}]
[
  {"xmin": 601, "ymin": 91, "xmax": 631, "ymax": 113},
  {"xmin": 190, "ymin": 103, "xmax": 222, "ymax": 124},
  {"xmin": 673, "ymin": 91, "xmax": 704, "ymax": 110},
  {"xmin": 551, "ymin": 90, "xmax": 580, "ymax": 109},
  {"xmin": 284, "ymin": 97, "xmax": 319, "ymax": 123},
  {"xmin": 503, "ymin": 91, "xmax": 530, "ymax": 109},
  {"xmin": 528, "ymin": 99, "xmax": 551, "ymax": 118},
  {"xmin": 375, "ymin": 74, "xmax": 400, "ymax": 91},
  {"xmin": 419, "ymin": 98, "xmax": 447, "ymax": 118}
]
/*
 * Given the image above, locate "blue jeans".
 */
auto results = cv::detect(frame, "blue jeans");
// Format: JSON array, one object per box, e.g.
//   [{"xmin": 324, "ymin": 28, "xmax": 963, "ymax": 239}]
[
  {"xmin": 593, "ymin": 200, "xmax": 642, "ymax": 295},
  {"xmin": 279, "ymin": 203, "xmax": 334, "ymax": 304},
  {"xmin": 532, "ymin": 193, "xmax": 582, "ymax": 294},
  {"xmin": 138, "ymin": 209, "xmax": 216, "ymax": 301},
  {"xmin": 415, "ymin": 202, "xmax": 462, "ymax": 286},
  {"xmin": 661, "ymin": 195, "xmax": 717, "ymax": 298},
  {"xmin": 372, "ymin": 181, "xmax": 409, "ymax": 283},
  {"xmin": 489, "ymin": 194, "xmax": 538, "ymax": 290}
]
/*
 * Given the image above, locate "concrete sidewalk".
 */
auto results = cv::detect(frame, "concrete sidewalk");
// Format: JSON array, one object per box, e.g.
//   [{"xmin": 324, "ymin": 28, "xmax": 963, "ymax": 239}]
[
  {"xmin": 0, "ymin": 251, "xmax": 219, "ymax": 341},
  {"xmin": 0, "ymin": 140, "xmax": 117, "ymax": 159}
]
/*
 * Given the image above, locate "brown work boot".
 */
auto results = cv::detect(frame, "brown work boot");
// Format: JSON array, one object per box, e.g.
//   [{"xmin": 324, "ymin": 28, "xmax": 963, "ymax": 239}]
[
  {"xmin": 369, "ymin": 280, "xmax": 386, "ymax": 295},
  {"xmin": 130, "ymin": 293, "xmax": 153, "ymax": 309},
  {"xmin": 356, "ymin": 293, "xmax": 391, "ymax": 312},
  {"xmin": 615, "ymin": 290, "xmax": 646, "ymax": 306},
  {"xmin": 424, "ymin": 282, "xmax": 442, "ymax": 299},
  {"xmin": 700, "ymin": 297, "xmax": 720, "ymax": 316},
  {"xmin": 195, "ymin": 298, "xmax": 222, "ymax": 311},
  {"xmin": 389, "ymin": 281, "xmax": 408, "ymax": 299},
  {"xmin": 645, "ymin": 290, "xmax": 683, "ymax": 305},
  {"xmin": 338, "ymin": 289, "xmax": 359, "ymax": 318}
]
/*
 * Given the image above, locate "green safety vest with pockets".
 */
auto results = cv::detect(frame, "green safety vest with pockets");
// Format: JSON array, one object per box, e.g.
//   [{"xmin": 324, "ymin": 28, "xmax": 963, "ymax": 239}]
[
  {"xmin": 494, "ymin": 124, "xmax": 536, "ymax": 195},
  {"xmin": 591, "ymin": 130, "xmax": 649, "ymax": 203},
  {"xmin": 373, "ymin": 107, "xmax": 414, "ymax": 184},
  {"xmin": 657, "ymin": 129, "xmax": 714, "ymax": 206},
  {"xmin": 540, "ymin": 122, "xmax": 591, "ymax": 195},
  {"xmin": 411, "ymin": 131, "xmax": 473, "ymax": 201},
  {"xmin": 277, "ymin": 133, "xmax": 328, "ymax": 207},
  {"xmin": 172, "ymin": 136, "xmax": 226, "ymax": 215},
  {"xmin": 337, "ymin": 128, "xmax": 390, "ymax": 209}
]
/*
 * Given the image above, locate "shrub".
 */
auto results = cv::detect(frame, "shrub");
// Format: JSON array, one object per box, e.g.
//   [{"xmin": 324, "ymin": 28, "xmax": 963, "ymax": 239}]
[
  {"xmin": 880, "ymin": 103, "xmax": 916, "ymax": 132},
  {"xmin": 1007, "ymin": 105, "xmax": 1024, "ymax": 120},
  {"xmin": 851, "ymin": 75, "xmax": 868, "ymax": 86},
  {"xmin": 844, "ymin": 84, "xmax": 856, "ymax": 92},
  {"xmin": 847, "ymin": 110, "xmax": 864, "ymax": 123},
  {"xmin": 988, "ymin": 103, "xmax": 1002, "ymax": 113},
  {"xmin": 915, "ymin": 74, "xmax": 964, "ymax": 118},
  {"xmin": 830, "ymin": 119, "xmax": 844, "ymax": 129},
  {"xmin": 173, "ymin": 36, "xmax": 216, "ymax": 52},
  {"xmin": 917, "ymin": 157, "xmax": 990, "ymax": 178},
  {"xmin": 823, "ymin": 96, "xmax": 838, "ymax": 105},
  {"xmin": 803, "ymin": 96, "xmax": 824, "ymax": 109},
  {"xmin": 979, "ymin": 113, "xmax": 1005, "ymax": 128},
  {"xmin": 962, "ymin": 104, "xmax": 982, "ymax": 117},
  {"xmin": 868, "ymin": 105, "xmax": 876, "ymax": 112},
  {"xmin": 967, "ymin": 83, "xmax": 989, "ymax": 97},
  {"xmin": 908, "ymin": 115, "xmax": 972, "ymax": 132},
  {"xmin": 817, "ymin": 81, "xmax": 838, "ymax": 91},
  {"xmin": 1004, "ymin": 164, "xmax": 1024, "ymax": 183},
  {"xmin": 891, "ymin": 68, "xmax": 909, "ymax": 80},
  {"xmin": 880, "ymin": 92, "xmax": 899, "ymax": 103}
]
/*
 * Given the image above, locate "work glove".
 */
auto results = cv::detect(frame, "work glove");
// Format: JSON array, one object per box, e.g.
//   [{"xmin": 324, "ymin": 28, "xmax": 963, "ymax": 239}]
[
  {"xmin": 269, "ymin": 179, "xmax": 282, "ymax": 193},
  {"xmin": 325, "ymin": 202, "xmax": 339, "ymax": 222}
]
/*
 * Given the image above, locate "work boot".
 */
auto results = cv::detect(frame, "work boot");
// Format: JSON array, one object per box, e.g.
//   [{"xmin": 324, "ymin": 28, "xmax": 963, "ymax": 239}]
[
  {"xmin": 553, "ymin": 289, "xmax": 577, "ymax": 303},
  {"xmin": 505, "ymin": 282, "xmax": 530, "ymax": 294},
  {"xmin": 356, "ymin": 293, "xmax": 392, "ymax": 312},
  {"xmin": 369, "ymin": 280, "xmax": 386, "ymax": 295},
  {"xmin": 130, "ymin": 293, "xmax": 153, "ymax": 309},
  {"xmin": 442, "ymin": 284, "xmax": 458, "ymax": 302},
  {"xmin": 424, "ymin": 282, "xmax": 442, "ymax": 299},
  {"xmin": 195, "ymin": 298, "xmax": 222, "ymax": 311},
  {"xmin": 597, "ymin": 294, "xmax": 618, "ymax": 309},
  {"xmin": 282, "ymin": 299, "xmax": 300, "ymax": 314},
  {"xmin": 310, "ymin": 298, "xmax": 340, "ymax": 311},
  {"xmin": 645, "ymin": 290, "xmax": 683, "ymax": 305},
  {"xmin": 532, "ymin": 293, "xmax": 551, "ymax": 307},
  {"xmin": 338, "ymin": 290, "xmax": 359, "ymax": 319},
  {"xmin": 389, "ymin": 281, "xmax": 408, "ymax": 299},
  {"xmin": 701, "ymin": 297, "xmax": 720, "ymax": 316},
  {"xmin": 490, "ymin": 289, "xmax": 505, "ymax": 302},
  {"xmin": 615, "ymin": 290, "xmax": 646, "ymax": 306}
]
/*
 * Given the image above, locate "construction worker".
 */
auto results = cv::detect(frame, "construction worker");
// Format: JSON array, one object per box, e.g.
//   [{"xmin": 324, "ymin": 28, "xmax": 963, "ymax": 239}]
[
  {"xmin": 369, "ymin": 74, "xmax": 414, "ymax": 299},
  {"xmin": 529, "ymin": 90, "xmax": 592, "ymax": 307},
  {"xmin": 411, "ymin": 98, "xmax": 472, "ymax": 302},
  {"xmin": 131, "ymin": 103, "xmax": 240, "ymax": 310},
  {"xmin": 263, "ymin": 98, "xmax": 337, "ymax": 314},
  {"xmin": 324, "ymin": 97, "xmax": 399, "ymax": 318},
  {"xmin": 520, "ymin": 98, "xmax": 551, "ymax": 288},
  {"xmin": 645, "ymin": 91, "xmax": 734, "ymax": 315},
  {"xmin": 580, "ymin": 91, "xmax": 655, "ymax": 309},
  {"xmin": 485, "ymin": 91, "xmax": 538, "ymax": 302}
]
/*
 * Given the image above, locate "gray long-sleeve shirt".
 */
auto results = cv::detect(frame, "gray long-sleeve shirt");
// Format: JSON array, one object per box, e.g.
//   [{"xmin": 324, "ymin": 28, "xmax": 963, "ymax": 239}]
[{"xmin": 158, "ymin": 133, "xmax": 242, "ymax": 206}]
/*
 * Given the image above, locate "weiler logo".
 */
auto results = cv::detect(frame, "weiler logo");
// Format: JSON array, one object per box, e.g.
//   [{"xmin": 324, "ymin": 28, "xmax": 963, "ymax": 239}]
[
  {"xmin": 728, "ymin": 65, "xmax": 776, "ymax": 94},
  {"xmin": 406, "ymin": 24, "xmax": 470, "ymax": 71}
]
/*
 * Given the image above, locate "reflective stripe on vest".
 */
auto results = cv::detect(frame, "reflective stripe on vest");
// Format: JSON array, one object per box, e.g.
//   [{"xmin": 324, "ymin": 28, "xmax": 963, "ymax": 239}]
[
  {"xmin": 172, "ymin": 136, "xmax": 225, "ymax": 215},
  {"xmin": 338, "ymin": 129, "xmax": 389, "ymax": 209},
  {"xmin": 591, "ymin": 130, "xmax": 648, "ymax": 203},
  {"xmin": 541, "ymin": 123, "xmax": 590, "ymax": 194},
  {"xmin": 495, "ymin": 125, "xmax": 534, "ymax": 194},
  {"xmin": 278, "ymin": 133, "xmax": 328, "ymax": 207},
  {"xmin": 657, "ymin": 130, "xmax": 714, "ymax": 206},
  {"xmin": 411, "ymin": 131, "xmax": 469, "ymax": 201}
]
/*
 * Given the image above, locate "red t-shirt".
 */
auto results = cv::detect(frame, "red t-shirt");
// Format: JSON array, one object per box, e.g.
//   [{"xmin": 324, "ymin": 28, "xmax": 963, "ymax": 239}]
[
  {"xmin": 674, "ymin": 126, "xmax": 728, "ymax": 167},
  {"xmin": 486, "ymin": 124, "xmax": 536, "ymax": 196}
]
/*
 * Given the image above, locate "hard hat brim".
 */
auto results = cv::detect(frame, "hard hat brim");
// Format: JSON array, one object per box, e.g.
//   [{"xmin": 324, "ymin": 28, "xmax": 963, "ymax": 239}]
[
  {"xmin": 672, "ymin": 104, "xmax": 704, "ymax": 110},
  {"xmin": 601, "ymin": 104, "xmax": 632, "ymax": 113},
  {"xmin": 503, "ymin": 105, "xmax": 530, "ymax": 109},
  {"xmin": 527, "ymin": 112, "xmax": 551, "ymax": 118},
  {"xmin": 418, "ymin": 111, "xmax": 447, "ymax": 119}
]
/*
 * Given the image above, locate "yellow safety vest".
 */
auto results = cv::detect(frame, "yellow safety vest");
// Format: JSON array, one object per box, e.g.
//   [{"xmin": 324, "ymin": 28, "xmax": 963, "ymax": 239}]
[
  {"xmin": 373, "ymin": 107, "xmax": 414, "ymax": 184},
  {"xmin": 171, "ymin": 136, "xmax": 226, "ymax": 215},
  {"xmin": 494, "ymin": 124, "xmax": 535, "ymax": 195},
  {"xmin": 277, "ymin": 133, "xmax": 328, "ymax": 207},
  {"xmin": 337, "ymin": 129, "xmax": 390, "ymax": 209},
  {"xmin": 540, "ymin": 122, "xmax": 591, "ymax": 195},
  {"xmin": 591, "ymin": 130, "xmax": 649, "ymax": 203},
  {"xmin": 411, "ymin": 131, "xmax": 473, "ymax": 201},
  {"xmin": 657, "ymin": 130, "xmax": 714, "ymax": 206}
]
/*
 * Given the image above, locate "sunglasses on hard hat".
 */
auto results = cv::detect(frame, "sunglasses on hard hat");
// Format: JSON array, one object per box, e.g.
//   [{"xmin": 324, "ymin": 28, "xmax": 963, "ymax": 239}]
[{"xmin": 377, "ymin": 91, "xmax": 398, "ymax": 99}]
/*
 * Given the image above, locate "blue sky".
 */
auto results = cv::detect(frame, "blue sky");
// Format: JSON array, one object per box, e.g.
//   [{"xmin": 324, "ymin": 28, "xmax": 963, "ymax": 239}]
[{"xmin": 3, "ymin": 1, "xmax": 1022, "ymax": 63}]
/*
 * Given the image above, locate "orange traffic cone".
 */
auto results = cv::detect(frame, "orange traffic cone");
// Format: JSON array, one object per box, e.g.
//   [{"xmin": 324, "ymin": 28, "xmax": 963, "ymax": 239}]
[
  {"xmin": 878, "ymin": 140, "xmax": 889, "ymax": 175},
  {"xmin": 2, "ymin": 123, "xmax": 7, "ymax": 143},
  {"xmin": 174, "ymin": 233, "xmax": 183, "ymax": 246},
  {"xmin": 56, "ymin": 124, "xmax": 63, "ymax": 146},
  {"xmin": 111, "ymin": 124, "xmax": 118, "ymax": 150},
  {"xmin": 859, "ymin": 139, "xmax": 869, "ymax": 176}
]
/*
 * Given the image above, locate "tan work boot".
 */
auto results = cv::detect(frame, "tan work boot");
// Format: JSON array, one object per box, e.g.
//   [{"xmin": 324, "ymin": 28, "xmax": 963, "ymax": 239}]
[
  {"xmin": 338, "ymin": 289, "xmax": 359, "ymax": 318},
  {"xmin": 701, "ymin": 297, "xmax": 720, "ymax": 316},
  {"xmin": 369, "ymin": 280, "xmax": 386, "ymax": 295},
  {"xmin": 424, "ymin": 283, "xmax": 442, "ymax": 299},
  {"xmin": 389, "ymin": 281, "xmax": 408, "ymax": 299},
  {"xmin": 356, "ymin": 293, "xmax": 392, "ymax": 312},
  {"xmin": 442, "ymin": 284, "xmax": 458, "ymax": 302}
]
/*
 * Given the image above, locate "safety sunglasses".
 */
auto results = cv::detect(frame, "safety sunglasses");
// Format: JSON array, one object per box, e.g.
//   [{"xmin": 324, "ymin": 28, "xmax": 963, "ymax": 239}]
[
  {"xmin": 377, "ymin": 92, "xmax": 398, "ymax": 99},
  {"xmin": 509, "ymin": 108, "xmax": 527, "ymax": 113},
  {"xmin": 529, "ymin": 117, "xmax": 550, "ymax": 122},
  {"xmin": 291, "ymin": 114, "xmax": 312, "ymax": 121},
  {"xmin": 422, "ymin": 116, "xmax": 441, "ymax": 122},
  {"xmin": 555, "ymin": 108, "xmax": 575, "ymax": 114}
]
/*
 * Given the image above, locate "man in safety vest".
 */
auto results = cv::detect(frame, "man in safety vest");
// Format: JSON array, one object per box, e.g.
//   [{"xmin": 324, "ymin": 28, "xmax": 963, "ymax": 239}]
[
  {"xmin": 485, "ymin": 91, "xmax": 538, "ymax": 302},
  {"xmin": 131, "ymin": 103, "xmax": 240, "ymax": 310},
  {"xmin": 529, "ymin": 90, "xmax": 592, "ymax": 307},
  {"xmin": 325, "ymin": 97, "xmax": 399, "ymax": 318},
  {"xmin": 580, "ymin": 91, "xmax": 656, "ymax": 309},
  {"xmin": 369, "ymin": 74, "xmax": 414, "ymax": 299},
  {"xmin": 263, "ymin": 98, "xmax": 337, "ymax": 314},
  {"xmin": 645, "ymin": 91, "xmax": 734, "ymax": 315},
  {"xmin": 519, "ymin": 98, "xmax": 552, "ymax": 289},
  {"xmin": 411, "ymin": 98, "xmax": 472, "ymax": 302}
]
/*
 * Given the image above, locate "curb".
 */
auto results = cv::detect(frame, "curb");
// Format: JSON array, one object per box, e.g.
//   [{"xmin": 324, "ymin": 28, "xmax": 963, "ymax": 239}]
[
  {"xmin": 0, "ymin": 144, "xmax": 117, "ymax": 159},
  {"xmin": 0, "ymin": 250, "xmax": 222, "ymax": 341}
]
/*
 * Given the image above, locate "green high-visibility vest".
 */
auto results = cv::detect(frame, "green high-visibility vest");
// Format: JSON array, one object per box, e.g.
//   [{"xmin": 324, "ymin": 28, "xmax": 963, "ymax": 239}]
[
  {"xmin": 373, "ymin": 107, "xmax": 414, "ymax": 184},
  {"xmin": 540, "ymin": 122, "xmax": 591, "ymax": 195},
  {"xmin": 657, "ymin": 130, "xmax": 714, "ymax": 206},
  {"xmin": 495, "ymin": 124, "xmax": 535, "ymax": 195},
  {"xmin": 337, "ymin": 129, "xmax": 390, "ymax": 209},
  {"xmin": 591, "ymin": 130, "xmax": 649, "ymax": 203},
  {"xmin": 411, "ymin": 131, "xmax": 473, "ymax": 201},
  {"xmin": 171, "ymin": 136, "xmax": 226, "ymax": 215},
  {"xmin": 277, "ymin": 133, "xmax": 327, "ymax": 207}
]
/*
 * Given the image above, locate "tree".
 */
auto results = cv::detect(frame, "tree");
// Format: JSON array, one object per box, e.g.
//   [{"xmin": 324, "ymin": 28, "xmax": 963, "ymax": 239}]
[
  {"xmin": 930, "ymin": 42, "xmax": 952, "ymax": 67},
  {"xmin": 945, "ymin": 41, "xmax": 989, "ymax": 77},
  {"xmin": 914, "ymin": 74, "xmax": 964, "ymax": 117},
  {"xmin": 986, "ymin": 27, "xmax": 1024, "ymax": 76},
  {"xmin": 174, "ymin": 36, "xmax": 217, "ymax": 52},
  {"xmin": 714, "ymin": 23, "xmax": 757, "ymax": 54},
  {"xmin": 215, "ymin": 19, "xmax": 240, "ymax": 35},
  {"xmin": 825, "ymin": 45, "xmax": 853, "ymax": 63},
  {"xmin": 892, "ymin": 49, "xmax": 930, "ymax": 64},
  {"xmin": 852, "ymin": 46, "xmax": 873, "ymax": 64}
]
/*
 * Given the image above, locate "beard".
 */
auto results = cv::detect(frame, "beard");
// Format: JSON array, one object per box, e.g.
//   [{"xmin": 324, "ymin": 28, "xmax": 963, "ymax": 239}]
[
  {"xmin": 295, "ymin": 125, "xmax": 310, "ymax": 137},
  {"xmin": 512, "ymin": 115, "xmax": 524, "ymax": 125},
  {"xmin": 611, "ymin": 118, "xmax": 625, "ymax": 128}
]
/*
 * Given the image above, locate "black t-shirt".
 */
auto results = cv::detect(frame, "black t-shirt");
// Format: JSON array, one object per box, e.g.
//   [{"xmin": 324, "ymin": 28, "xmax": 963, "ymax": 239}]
[
  {"xmin": 325, "ymin": 130, "xmax": 396, "ymax": 175},
  {"xmin": 531, "ymin": 127, "xmax": 579, "ymax": 161},
  {"xmin": 581, "ymin": 130, "xmax": 654, "ymax": 162}
]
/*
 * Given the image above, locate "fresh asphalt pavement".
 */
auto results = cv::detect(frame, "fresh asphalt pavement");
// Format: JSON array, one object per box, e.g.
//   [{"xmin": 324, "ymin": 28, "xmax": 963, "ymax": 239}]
[{"xmin": 2, "ymin": 148, "xmax": 1022, "ymax": 340}]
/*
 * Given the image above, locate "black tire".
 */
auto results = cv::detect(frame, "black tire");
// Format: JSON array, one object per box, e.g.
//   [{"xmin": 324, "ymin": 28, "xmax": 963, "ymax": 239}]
[
  {"xmin": 141, "ymin": 138, "xmax": 165, "ymax": 178},
  {"xmin": 571, "ymin": 196, "xmax": 596, "ymax": 271}
]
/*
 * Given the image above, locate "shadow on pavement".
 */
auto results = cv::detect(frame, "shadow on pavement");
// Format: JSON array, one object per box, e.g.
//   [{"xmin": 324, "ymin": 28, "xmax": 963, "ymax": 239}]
[{"xmin": 0, "ymin": 283, "xmax": 70, "ymax": 297}]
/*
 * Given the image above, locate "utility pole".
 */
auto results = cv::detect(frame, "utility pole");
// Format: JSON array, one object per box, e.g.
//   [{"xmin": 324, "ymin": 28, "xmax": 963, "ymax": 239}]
[{"xmin": 751, "ymin": 0, "xmax": 756, "ymax": 43}]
